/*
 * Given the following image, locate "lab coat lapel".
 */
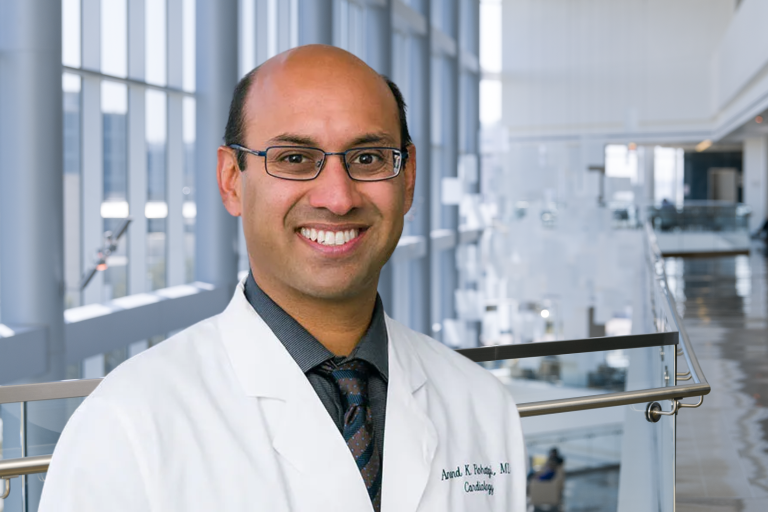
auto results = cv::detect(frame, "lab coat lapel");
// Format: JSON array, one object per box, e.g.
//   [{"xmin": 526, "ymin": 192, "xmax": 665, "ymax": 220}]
[
  {"xmin": 381, "ymin": 316, "xmax": 438, "ymax": 512},
  {"xmin": 217, "ymin": 284, "xmax": 373, "ymax": 511},
  {"xmin": 270, "ymin": 373, "xmax": 373, "ymax": 510}
]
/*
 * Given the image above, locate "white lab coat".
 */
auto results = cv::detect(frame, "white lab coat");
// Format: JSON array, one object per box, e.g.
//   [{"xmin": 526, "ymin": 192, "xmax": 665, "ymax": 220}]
[{"xmin": 39, "ymin": 282, "xmax": 527, "ymax": 512}]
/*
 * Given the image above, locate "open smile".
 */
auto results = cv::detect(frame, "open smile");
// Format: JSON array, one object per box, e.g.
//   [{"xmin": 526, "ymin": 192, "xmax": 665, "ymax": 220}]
[{"xmin": 297, "ymin": 226, "xmax": 365, "ymax": 247}]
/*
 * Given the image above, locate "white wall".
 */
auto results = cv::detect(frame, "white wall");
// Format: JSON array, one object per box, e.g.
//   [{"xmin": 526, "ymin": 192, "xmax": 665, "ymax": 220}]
[
  {"xmin": 501, "ymin": 0, "xmax": 734, "ymax": 142},
  {"xmin": 744, "ymin": 136, "xmax": 768, "ymax": 230},
  {"xmin": 712, "ymin": 0, "xmax": 768, "ymax": 138}
]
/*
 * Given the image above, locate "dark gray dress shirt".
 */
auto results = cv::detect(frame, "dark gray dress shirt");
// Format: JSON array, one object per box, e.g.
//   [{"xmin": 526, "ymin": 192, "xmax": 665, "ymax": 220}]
[{"xmin": 243, "ymin": 272, "xmax": 388, "ymax": 458}]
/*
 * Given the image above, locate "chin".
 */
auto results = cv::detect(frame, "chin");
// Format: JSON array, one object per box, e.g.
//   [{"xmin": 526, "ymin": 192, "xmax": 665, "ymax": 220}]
[{"xmin": 290, "ymin": 273, "xmax": 374, "ymax": 302}]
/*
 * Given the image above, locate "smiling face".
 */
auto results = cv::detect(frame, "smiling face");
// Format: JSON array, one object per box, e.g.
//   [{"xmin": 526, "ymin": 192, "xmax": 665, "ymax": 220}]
[{"xmin": 217, "ymin": 46, "xmax": 416, "ymax": 304}]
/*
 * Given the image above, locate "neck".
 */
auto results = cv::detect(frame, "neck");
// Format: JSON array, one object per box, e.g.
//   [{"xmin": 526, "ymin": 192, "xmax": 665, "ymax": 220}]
[{"xmin": 251, "ymin": 269, "xmax": 379, "ymax": 356}]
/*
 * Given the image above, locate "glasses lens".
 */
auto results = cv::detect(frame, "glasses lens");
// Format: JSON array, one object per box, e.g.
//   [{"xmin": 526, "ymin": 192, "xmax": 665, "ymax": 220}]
[
  {"xmin": 346, "ymin": 148, "xmax": 399, "ymax": 181},
  {"xmin": 266, "ymin": 147, "xmax": 324, "ymax": 179}
]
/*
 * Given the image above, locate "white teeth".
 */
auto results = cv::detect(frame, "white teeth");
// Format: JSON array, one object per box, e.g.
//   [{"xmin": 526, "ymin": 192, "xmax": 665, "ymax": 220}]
[{"xmin": 300, "ymin": 228, "xmax": 361, "ymax": 245}]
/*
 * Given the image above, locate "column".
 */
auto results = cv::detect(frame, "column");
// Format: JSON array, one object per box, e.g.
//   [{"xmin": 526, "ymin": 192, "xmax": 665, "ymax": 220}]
[
  {"xmin": 0, "ymin": 3, "xmax": 65, "ymax": 505},
  {"xmin": 195, "ymin": 0, "xmax": 240, "ymax": 290},
  {"xmin": 0, "ymin": 0, "xmax": 65, "ymax": 380},
  {"xmin": 744, "ymin": 137, "xmax": 768, "ymax": 233}
]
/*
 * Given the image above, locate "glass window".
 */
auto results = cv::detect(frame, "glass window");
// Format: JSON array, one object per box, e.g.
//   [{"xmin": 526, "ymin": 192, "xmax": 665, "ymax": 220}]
[
  {"xmin": 146, "ymin": 0, "xmax": 168, "ymax": 86},
  {"xmin": 101, "ymin": 0, "xmax": 127, "ymax": 77},
  {"xmin": 62, "ymin": 0, "xmax": 81, "ymax": 68}
]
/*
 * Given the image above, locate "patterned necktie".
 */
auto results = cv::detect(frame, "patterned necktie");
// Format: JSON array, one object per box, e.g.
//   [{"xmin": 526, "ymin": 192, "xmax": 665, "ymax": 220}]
[{"xmin": 323, "ymin": 360, "xmax": 382, "ymax": 512}]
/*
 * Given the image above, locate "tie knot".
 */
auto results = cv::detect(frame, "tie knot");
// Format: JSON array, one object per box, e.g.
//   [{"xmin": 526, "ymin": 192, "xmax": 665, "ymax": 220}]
[{"xmin": 323, "ymin": 359, "xmax": 372, "ymax": 407}]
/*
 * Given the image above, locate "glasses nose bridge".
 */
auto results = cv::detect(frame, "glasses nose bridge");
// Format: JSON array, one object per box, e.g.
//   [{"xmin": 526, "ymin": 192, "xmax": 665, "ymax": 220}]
[{"xmin": 317, "ymin": 150, "xmax": 350, "ymax": 176}]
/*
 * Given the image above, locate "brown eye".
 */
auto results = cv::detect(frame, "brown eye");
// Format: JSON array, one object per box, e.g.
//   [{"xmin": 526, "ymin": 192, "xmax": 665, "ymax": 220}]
[{"xmin": 285, "ymin": 154, "xmax": 306, "ymax": 164}]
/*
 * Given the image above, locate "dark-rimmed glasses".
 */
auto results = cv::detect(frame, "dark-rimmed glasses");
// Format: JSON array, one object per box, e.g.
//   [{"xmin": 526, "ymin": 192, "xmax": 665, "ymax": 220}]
[{"xmin": 228, "ymin": 144, "xmax": 404, "ymax": 182}]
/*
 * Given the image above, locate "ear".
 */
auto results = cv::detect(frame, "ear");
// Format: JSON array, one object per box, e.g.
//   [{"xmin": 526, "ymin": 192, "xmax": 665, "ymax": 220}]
[
  {"xmin": 217, "ymin": 146, "xmax": 243, "ymax": 217},
  {"xmin": 402, "ymin": 144, "xmax": 417, "ymax": 214}
]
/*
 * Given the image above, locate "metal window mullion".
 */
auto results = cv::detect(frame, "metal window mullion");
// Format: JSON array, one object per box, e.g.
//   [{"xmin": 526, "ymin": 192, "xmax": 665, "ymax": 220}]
[
  {"xmin": 289, "ymin": 0, "xmax": 299, "ymax": 49},
  {"xmin": 167, "ymin": 97, "xmax": 185, "ymax": 286},
  {"xmin": 166, "ymin": 0, "xmax": 185, "ymax": 286},
  {"xmin": 414, "ymin": 11, "xmax": 433, "ymax": 336},
  {"xmin": 255, "ymin": 0, "xmax": 271, "ymax": 64},
  {"xmin": 446, "ymin": 0, "xmax": 463, "ymax": 329},
  {"xmin": 277, "ymin": 0, "xmax": 292, "ymax": 52},
  {"xmin": 365, "ymin": 0, "xmax": 394, "ymax": 311},
  {"xmin": 297, "ymin": 0, "xmax": 333, "ymax": 46},
  {"xmin": 127, "ymin": 87, "xmax": 147, "ymax": 294},
  {"xmin": 63, "ymin": 66, "xmax": 193, "ymax": 97},
  {"xmin": 82, "ymin": 0, "xmax": 100, "ymax": 71},
  {"xmin": 363, "ymin": 0, "xmax": 391, "ymax": 74},
  {"xmin": 168, "ymin": 0, "xmax": 183, "ymax": 88},
  {"xmin": 81, "ymin": 0, "xmax": 104, "ymax": 305},
  {"xmin": 127, "ymin": 0, "xmax": 147, "ymax": 295}
]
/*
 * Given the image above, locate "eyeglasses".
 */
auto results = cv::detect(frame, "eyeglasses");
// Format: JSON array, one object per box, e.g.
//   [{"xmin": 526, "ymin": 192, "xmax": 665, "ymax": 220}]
[{"xmin": 228, "ymin": 144, "xmax": 405, "ymax": 182}]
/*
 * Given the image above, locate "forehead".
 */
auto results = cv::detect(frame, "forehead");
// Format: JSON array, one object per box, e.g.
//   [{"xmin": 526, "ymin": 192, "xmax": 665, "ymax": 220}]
[{"xmin": 243, "ymin": 53, "xmax": 401, "ymax": 146}]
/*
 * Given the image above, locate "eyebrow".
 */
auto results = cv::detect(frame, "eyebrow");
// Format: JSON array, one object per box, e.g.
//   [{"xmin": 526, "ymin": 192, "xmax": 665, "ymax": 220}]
[
  {"xmin": 268, "ymin": 133, "xmax": 316, "ymax": 146},
  {"xmin": 266, "ymin": 132, "xmax": 397, "ymax": 148}
]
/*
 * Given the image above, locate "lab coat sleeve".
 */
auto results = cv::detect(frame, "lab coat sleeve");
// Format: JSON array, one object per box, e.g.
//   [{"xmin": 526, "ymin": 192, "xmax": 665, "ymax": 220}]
[{"xmin": 38, "ymin": 396, "xmax": 153, "ymax": 512}]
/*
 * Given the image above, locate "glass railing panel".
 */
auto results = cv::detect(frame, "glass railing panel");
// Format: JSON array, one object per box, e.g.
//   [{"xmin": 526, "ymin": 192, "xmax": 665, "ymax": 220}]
[
  {"xmin": 0, "ymin": 397, "xmax": 84, "ymax": 512},
  {"xmin": 616, "ymin": 396, "xmax": 675, "ymax": 512},
  {"xmin": 1, "ymin": 403, "xmax": 23, "ymax": 511},
  {"xmin": 516, "ymin": 341, "xmax": 677, "ymax": 512},
  {"xmin": 648, "ymin": 201, "xmax": 751, "ymax": 232},
  {"xmin": 24, "ymin": 398, "xmax": 84, "ymax": 511},
  {"xmin": 484, "ymin": 342, "xmax": 675, "ymax": 401},
  {"xmin": 522, "ymin": 410, "xmax": 623, "ymax": 512}
]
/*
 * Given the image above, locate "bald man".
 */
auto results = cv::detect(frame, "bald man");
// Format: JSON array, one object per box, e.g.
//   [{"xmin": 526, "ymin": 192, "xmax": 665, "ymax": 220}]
[{"xmin": 40, "ymin": 46, "xmax": 527, "ymax": 512}]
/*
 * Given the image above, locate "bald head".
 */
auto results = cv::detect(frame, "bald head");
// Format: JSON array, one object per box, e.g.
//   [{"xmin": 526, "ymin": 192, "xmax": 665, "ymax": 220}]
[{"xmin": 224, "ymin": 45, "xmax": 411, "ymax": 170}]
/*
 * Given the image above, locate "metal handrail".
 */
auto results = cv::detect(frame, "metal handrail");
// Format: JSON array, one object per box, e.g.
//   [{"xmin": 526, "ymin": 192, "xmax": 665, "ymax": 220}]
[
  {"xmin": 0, "ymin": 379, "xmax": 102, "ymax": 406},
  {"xmin": 458, "ymin": 331, "xmax": 677, "ymax": 362},
  {"xmin": 645, "ymin": 222, "xmax": 709, "ymax": 388},
  {"xmin": 0, "ymin": 224, "xmax": 710, "ymax": 482},
  {"xmin": 0, "ymin": 455, "xmax": 50, "ymax": 479}
]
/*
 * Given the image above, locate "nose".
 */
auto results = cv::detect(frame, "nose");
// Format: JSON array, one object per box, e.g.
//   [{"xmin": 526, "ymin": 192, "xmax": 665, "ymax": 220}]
[{"xmin": 306, "ymin": 154, "xmax": 361, "ymax": 216}]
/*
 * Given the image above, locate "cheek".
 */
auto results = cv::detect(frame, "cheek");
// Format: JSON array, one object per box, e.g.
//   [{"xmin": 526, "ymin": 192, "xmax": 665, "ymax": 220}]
[
  {"xmin": 242, "ymin": 179, "xmax": 297, "ymax": 239},
  {"xmin": 365, "ymin": 181, "xmax": 406, "ymax": 220}
]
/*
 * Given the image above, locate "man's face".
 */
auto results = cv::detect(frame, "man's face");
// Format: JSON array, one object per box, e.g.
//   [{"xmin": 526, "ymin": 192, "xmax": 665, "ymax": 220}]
[{"xmin": 219, "ymin": 48, "xmax": 415, "ymax": 302}]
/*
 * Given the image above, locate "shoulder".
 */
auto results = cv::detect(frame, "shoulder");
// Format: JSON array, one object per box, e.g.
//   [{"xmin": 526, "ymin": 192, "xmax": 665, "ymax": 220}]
[{"xmin": 85, "ymin": 313, "xmax": 234, "ymax": 413}]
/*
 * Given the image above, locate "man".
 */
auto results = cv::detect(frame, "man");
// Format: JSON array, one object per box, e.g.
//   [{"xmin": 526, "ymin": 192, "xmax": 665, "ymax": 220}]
[{"xmin": 40, "ymin": 45, "xmax": 526, "ymax": 512}]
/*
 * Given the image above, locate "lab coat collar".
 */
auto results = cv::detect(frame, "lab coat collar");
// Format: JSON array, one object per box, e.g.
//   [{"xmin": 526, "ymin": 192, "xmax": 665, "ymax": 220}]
[
  {"xmin": 217, "ymin": 281, "xmax": 302, "ymax": 400},
  {"xmin": 217, "ymin": 282, "xmax": 429, "ymax": 401}
]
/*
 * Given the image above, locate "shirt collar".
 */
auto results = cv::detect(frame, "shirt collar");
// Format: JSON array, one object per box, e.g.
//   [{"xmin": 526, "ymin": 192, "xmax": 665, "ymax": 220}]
[{"xmin": 243, "ymin": 271, "xmax": 388, "ymax": 381}]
